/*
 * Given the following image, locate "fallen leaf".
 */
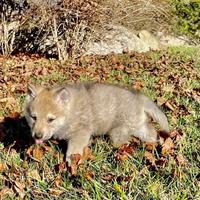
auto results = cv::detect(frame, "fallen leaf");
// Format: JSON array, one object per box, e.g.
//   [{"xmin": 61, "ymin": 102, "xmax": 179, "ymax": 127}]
[
  {"xmin": 157, "ymin": 97, "xmax": 167, "ymax": 106},
  {"xmin": 27, "ymin": 145, "xmax": 44, "ymax": 161},
  {"xmin": 42, "ymin": 144, "xmax": 53, "ymax": 152},
  {"xmin": 119, "ymin": 143, "xmax": 135, "ymax": 154},
  {"xmin": 81, "ymin": 147, "xmax": 96, "ymax": 162},
  {"xmin": 54, "ymin": 175, "xmax": 62, "ymax": 187},
  {"xmin": 14, "ymin": 181, "xmax": 26, "ymax": 199},
  {"xmin": 133, "ymin": 81, "xmax": 143, "ymax": 90},
  {"xmin": 115, "ymin": 143, "xmax": 136, "ymax": 161},
  {"xmin": 162, "ymin": 137, "xmax": 175, "ymax": 156},
  {"xmin": 144, "ymin": 151, "xmax": 156, "ymax": 165},
  {"xmin": 0, "ymin": 187, "xmax": 14, "ymax": 198},
  {"xmin": 155, "ymin": 158, "xmax": 167, "ymax": 168},
  {"xmin": 68, "ymin": 154, "xmax": 82, "ymax": 175},
  {"xmin": 116, "ymin": 175, "xmax": 132, "ymax": 183},
  {"xmin": 10, "ymin": 112, "xmax": 21, "ymax": 119},
  {"xmin": 144, "ymin": 142, "xmax": 158, "ymax": 151},
  {"xmin": 0, "ymin": 163, "xmax": 7, "ymax": 173},
  {"xmin": 115, "ymin": 153, "xmax": 129, "ymax": 161},
  {"xmin": 102, "ymin": 173, "xmax": 115, "ymax": 182},
  {"xmin": 48, "ymin": 188, "xmax": 65, "ymax": 196},
  {"xmin": 85, "ymin": 170, "xmax": 94, "ymax": 181},
  {"xmin": 32, "ymin": 146, "xmax": 44, "ymax": 161},
  {"xmin": 26, "ymin": 146, "xmax": 34, "ymax": 157},
  {"xmin": 169, "ymin": 129, "xmax": 179, "ymax": 138},
  {"xmin": 14, "ymin": 181, "xmax": 25, "ymax": 191},
  {"xmin": 131, "ymin": 136, "xmax": 141, "ymax": 146},
  {"xmin": 176, "ymin": 154, "xmax": 188, "ymax": 166},
  {"xmin": 27, "ymin": 169, "xmax": 41, "ymax": 181},
  {"xmin": 55, "ymin": 162, "xmax": 66, "ymax": 173},
  {"xmin": 165, "ymin": 101, "xmax": 175, "ymax": 111}
]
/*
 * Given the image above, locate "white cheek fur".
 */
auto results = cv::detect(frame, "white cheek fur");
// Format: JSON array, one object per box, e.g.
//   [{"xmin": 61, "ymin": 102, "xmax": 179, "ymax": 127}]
[{"xmin": 25, "ymin": 114, "xmax": 35, "ymax": 128}]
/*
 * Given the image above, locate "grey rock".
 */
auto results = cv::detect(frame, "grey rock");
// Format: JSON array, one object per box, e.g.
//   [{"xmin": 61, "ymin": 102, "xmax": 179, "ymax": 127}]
[{"xmin": 85, "ymin": 26, "xmax": 160, "ymax": 55}]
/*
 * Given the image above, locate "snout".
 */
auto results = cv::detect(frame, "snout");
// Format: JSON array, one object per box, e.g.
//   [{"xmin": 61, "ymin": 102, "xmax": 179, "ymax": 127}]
[
  {"xmin": 34, "ymin": 132, "xmax": 43, "ymax": 139},
  {"xmin": 33, "ymin": 132, "xmax": 44, "ymax": 144}
]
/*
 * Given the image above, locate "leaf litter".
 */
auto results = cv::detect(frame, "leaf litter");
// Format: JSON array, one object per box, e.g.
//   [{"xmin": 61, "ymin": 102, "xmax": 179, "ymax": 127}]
[{"xmin": 0, "ymin": 50, "xmax": 198, "ymax": 198}]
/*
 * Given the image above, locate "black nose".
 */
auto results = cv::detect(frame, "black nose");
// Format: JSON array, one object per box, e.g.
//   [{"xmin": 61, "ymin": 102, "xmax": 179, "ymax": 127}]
[{"xmin": 35, "ymin": 132, "xmax": 43, "ymax": 139}]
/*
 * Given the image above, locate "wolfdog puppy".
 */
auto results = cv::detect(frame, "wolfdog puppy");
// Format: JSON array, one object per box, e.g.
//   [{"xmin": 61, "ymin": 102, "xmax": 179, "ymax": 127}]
[{"xmin": 24, "ymin": 82, "xmax": 169, "ymax": 164}]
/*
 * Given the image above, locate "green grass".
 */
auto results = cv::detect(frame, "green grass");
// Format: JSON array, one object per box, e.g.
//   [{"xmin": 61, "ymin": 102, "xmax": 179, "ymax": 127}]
[{"xmin": 0, "ymin": 46, "xmax": 199, "ymax": 199}]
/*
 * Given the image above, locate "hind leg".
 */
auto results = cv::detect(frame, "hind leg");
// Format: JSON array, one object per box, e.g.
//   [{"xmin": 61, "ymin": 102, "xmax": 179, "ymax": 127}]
[
  {"xmin": 134, "ymin": 123, "xmax": 158, "ymax": 143},
  {"xmin": 109, "ymin": 126, "xmax": 131, "ymax": 147}
]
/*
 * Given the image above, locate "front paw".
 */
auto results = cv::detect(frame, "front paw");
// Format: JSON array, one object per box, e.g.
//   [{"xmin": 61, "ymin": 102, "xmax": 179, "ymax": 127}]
[
  {"xmin": 66, "ymin": 153, "xmax": 82, "ymax": 167},
  {"xmin": 65, "ymin": 156, "xmax": 72, "ymax": 166}
]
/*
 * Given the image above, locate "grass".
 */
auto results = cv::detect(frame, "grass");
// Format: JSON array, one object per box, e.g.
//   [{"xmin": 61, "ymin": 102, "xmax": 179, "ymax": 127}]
[{"xmin": 0, "ymin": 46, "xmax": 199, "ymax": 199}]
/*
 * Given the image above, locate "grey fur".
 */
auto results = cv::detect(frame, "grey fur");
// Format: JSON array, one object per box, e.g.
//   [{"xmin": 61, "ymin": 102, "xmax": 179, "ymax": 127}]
[{"xmin": 24, "ymin": 82, "xmax": 169, "ymax": 163}]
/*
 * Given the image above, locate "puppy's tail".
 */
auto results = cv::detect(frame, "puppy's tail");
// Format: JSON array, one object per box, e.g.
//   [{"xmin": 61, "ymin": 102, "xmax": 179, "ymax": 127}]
[{"xmin": 142, "ymin": 95, "xmax": 169, "ymax": 132}]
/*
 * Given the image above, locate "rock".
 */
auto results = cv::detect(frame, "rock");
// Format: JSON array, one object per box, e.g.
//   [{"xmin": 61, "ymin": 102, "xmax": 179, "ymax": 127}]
[
  {"xmin": 85, "ymin": 26, "xmax": 160, "ymax": 55},
  {"xmin": 138, "ymin": 30, "xmax": 160, "ymax": 50},
  {"xmin": 157, "ymin": 31, "xmax": 188, "ymax": 46}
]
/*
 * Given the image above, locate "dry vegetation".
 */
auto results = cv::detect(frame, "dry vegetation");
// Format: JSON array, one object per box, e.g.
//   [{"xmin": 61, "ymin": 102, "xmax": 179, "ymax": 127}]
[{"xmin": 0, "ymin": 0, "xmax": 171, "ymax": 60}]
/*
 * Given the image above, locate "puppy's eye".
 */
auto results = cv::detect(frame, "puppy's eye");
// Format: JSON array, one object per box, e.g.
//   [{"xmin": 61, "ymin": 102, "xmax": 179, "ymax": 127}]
[
  {"xmin": 31, "ymin": 114, "xmax": 36, "ymax": 121},
  {"xmin": 47, "ymin": 117, "xmax": 56, "ymax": 123}
]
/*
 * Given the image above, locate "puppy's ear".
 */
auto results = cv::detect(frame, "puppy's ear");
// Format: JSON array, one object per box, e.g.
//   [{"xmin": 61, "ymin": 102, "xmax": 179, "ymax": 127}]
[
  {"xmin": 27, "ymin": 84, "xmax": 43, "ymax": 101},
  {"xmin": 27, "ymin": 84, "xmax": 37, "ymax": 99},
  {"xmin": 54, "ymin": 87, "xmax": 70, "ymax": 104}
]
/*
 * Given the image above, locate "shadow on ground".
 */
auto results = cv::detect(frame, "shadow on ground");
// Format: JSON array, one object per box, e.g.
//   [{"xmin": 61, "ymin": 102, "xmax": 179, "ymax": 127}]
[
  {"xmin": 0, "ymin": 114, "xmax": 69, "ymax": 159},
  {"xmin": 0, "ymin": 115, "xmax": 33, "ymax": 151}
]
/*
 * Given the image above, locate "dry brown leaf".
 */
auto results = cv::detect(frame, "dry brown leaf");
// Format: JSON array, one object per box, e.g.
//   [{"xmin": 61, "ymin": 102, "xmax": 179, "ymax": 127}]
[
  {"xmin": 14, "ymin": 181, "xmax": 25, "ymax": 191},
  {"xmin": 32, "ymin": 146, "xmax": 44, "ymax": 161},
  {"xmin": 144, "ymin": 142, "xmax": 158, "ymax": 151},
  {"xmin": 119, "ymin": 144, "xmax": 135, "ymax": 154},
  {"xmin": 54, "ymin": 175, "xmax": 62, "ymax": 187},
  {"xmin": 102, "ymin": 173, "xmax": 115, "ymax": 181},
  {"xmin": 49, "ymin": 188, "xmax": 65, "ymax": 196},
  {"xmin": 115, "ymin": 153, "xmax": 129, "ymax": 161},
  {"xmin": 133, "ymin": 81, "xmax": 143, "ymax": 90},
  {"xmin": 131, "ymin": 136, "xmax": 141, "ymax": 146},
  {"xmin": 42, "ymin": 144, "xmax": 53, "ymax": 152},
  {"xmin": 144, "ymin": 151, "xmax": 156, "ymax": 165},
  {"xmin": 9, "ymin": 112, "xmax": 21, "ymax": 119},
  {"xmin": 0, "ymin": 187, "xmax": 14, "ymax": 198},
  {"xmin": 169, "ymin": 130, "xmax": 179, "ymax": 138},
  {"xmin": 26, "ymin": 146, "xmax": 34, "ymax": 157},
  {"xmin": 85, "ymin": 170, "xmax": 94, "ymax": 181},
  {"xmin": 14, "ymin": 181, "xmax": 26, "ymax": 199},
  {"xmin": 55, "ymin": 162, "xmax": 66, "ymax": 173},
  {"xmin": 0, "ymin": 163, "xmax": 7, "ymax": 173},
  {"xmin": 176, "ymin": 154, "xmax": 188, "ymax": 166},
  {"xmin": 68, "ymin": 154, "xmax": 82, "ymax": 175},
  {"xmin": 116, "ymin": 175, "xmax": 133, "ymax": 183},
  {"xmin": 0, "ymin": 116, "xmax": 4, "ymax": 123},
  {"xmin": 162, "ymin": 138, "xmax": 175, "ymax": 156},
  {"xmin": 165, "ymin": 101, "xmax": 175, "ymax": 111},
  {"xmin": 81, "ymin": 147, "xmax": 96, "ymax": 162},
  {"xmin": 157, "ymin": 97, "xmax": 167, "ymax": 106},
  {"xmin": 27, "ymin": 169, "xmax": 41, "ymax": 181},
  {"xmin": 115, "ymin": 143, "xmax": 136, "ymax": 161},
  {"xmin": 27, "ymin": 145, "xmax": 44, "ymax": 161}
]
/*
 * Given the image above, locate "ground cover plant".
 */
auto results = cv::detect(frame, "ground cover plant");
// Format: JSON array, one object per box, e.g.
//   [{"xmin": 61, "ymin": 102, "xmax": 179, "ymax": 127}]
[{"xmin": 0, "ymin": 46, "xmax": 199, "ymax": 199}]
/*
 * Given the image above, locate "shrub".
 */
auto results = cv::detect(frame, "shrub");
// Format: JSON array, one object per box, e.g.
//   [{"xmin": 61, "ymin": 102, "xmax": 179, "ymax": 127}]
[
  {"xmin": 171, "ymin": 0, "xmax": 200, "ymax": 43},
  {"xmin": 0, "ymin": 0, "xmax": 171, "ymax": 59}
]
